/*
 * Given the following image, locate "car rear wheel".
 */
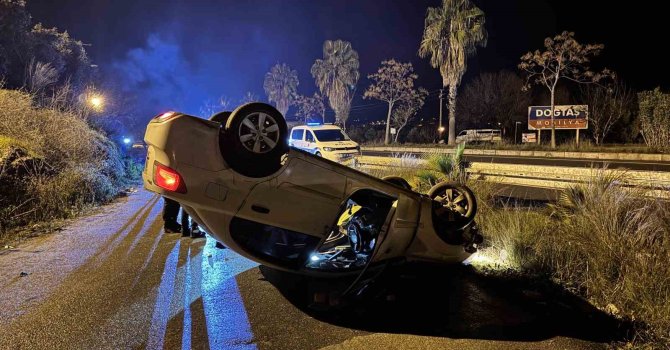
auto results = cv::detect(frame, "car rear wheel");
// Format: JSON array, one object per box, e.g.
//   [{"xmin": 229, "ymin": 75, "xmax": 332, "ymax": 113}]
[
  {"xmin": 382, "ymin": 175, "xmax": 412, "ymax": 190},
  {"xmin": 428, "ymin": 181, "xmax": 477, "ymax": 232},
  {"xmin": 221, "ymin": 103, "xmax": 288, "ymax": 177}
]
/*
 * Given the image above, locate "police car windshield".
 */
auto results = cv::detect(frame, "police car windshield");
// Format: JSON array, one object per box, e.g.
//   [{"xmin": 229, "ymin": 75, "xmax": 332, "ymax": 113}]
[{"xmin": 314, "ymin": 129, "xmax": 349, "ymax": 141}]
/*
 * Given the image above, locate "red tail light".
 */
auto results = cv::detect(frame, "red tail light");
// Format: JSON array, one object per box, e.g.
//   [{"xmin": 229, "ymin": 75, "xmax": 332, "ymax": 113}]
[
  {"xmin": 154, "ymin": 162, "xmax": 186, "ymax": 193},
  {"xmin": 151, "ymin": 111, "xmax": 180, "ymax": 123}
]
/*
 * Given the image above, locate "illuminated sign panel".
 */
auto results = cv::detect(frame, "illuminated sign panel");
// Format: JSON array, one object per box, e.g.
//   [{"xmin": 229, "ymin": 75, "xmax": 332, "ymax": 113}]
[
  {"xmin": 528, "ymin": 105, "xmax": 588, "ymax": 130},
  {"xmin": 521, "ymin": 133, "xmax": 537, "ymax": 143}
]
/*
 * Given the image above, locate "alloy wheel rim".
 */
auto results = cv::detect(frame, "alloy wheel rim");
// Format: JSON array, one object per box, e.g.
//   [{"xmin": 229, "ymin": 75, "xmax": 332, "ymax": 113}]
[
  {"xmin": 434, "ymin": 188, "xmax": 469, "ymax": 221},
  {"xmin": 238, "ymin": 112, "xmax": 280, "ymax": 154}
]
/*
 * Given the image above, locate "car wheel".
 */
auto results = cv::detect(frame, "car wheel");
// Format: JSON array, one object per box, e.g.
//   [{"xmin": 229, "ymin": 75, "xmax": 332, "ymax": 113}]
[
  {"xmin": 315, "ymin": 151, "xmax": 322, "ymax": 157},
  {"xmin": 221, "ymin": 103, "xmax": 288, "ymax": 177},
  {"xmin": 428, "ymin": 181, "xmax": 477, "ymax": 232},
  {"xmin": 209, "ymin": 111, "xmax": 232, "ymax": 124},
  {"xmin": 382, "ymin": 175, "xmax": 411, "ymax": 190}
]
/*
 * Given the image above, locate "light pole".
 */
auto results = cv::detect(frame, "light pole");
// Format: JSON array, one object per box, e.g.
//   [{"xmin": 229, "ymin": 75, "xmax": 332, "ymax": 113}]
[{"xmin": 515, "ymin": 121, "xmax": 522, "ymax": 144}]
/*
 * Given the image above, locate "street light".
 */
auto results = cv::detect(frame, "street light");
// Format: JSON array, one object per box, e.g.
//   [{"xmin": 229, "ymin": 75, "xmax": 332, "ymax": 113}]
[
  {"xmin": 123, "ymin": 137, "xmax": 131, "ymax": 145},
  {"xmin": 87, "ymin": 94, "xmax": 105, "ymax": 112},
  {"xmin": 437, "ymin": 126, "xmax": 446, "ymax": 144}
]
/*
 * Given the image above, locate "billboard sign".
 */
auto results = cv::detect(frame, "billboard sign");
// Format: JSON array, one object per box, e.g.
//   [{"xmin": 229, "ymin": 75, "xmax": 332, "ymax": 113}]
[
  {"xmin": 521, "ymin": 133, "xmax": 537, "ymax": 143},
  {"xmin": 528, "ymin": 105, "xmax": 588, "ymax": 130}
]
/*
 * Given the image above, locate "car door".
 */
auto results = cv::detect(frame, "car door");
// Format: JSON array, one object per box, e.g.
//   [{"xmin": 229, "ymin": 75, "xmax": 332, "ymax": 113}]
[
  {"xmin": 304, "ymin": 130, "xmax": 317, "ymax": 154},
  {"xmin": 235, "ymin": 156, "xmax": 346, "ymax": 236},
  {"xmin": 290, "ymin": 128, "xmax": 305, "ymax": 150}
]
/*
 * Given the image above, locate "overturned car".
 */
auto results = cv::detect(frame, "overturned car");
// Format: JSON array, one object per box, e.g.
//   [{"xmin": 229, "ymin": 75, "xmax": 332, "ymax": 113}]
[{"xmin": 142, "ymin": 103, "xmax": 482, "ymax": 276}]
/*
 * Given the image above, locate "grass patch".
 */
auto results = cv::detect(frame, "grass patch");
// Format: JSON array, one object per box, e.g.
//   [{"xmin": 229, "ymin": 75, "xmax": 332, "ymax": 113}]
[
  {"xmin": 473, "ymin": 171, "xmax": 670, "ymax": 348},
  {"xmin": 358, "ymin": 156, "xmax": 670, "ymax": 348}
]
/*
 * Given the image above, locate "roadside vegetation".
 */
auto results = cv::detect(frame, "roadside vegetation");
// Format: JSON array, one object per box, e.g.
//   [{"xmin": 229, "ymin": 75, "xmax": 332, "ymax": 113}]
[
  {"xmin": 477, "ymin": 172, "xmax": 670, "ymax": 348},
  {"xmin": 360, "ymin": 152, "xmax": 670, "ymax": 349},
  {"xmin": 0, "ymin": 1, "xmax": 140, "ymax": 243},
  {"xmin": 0, "ymin": 89, "xmax": 139, "ymax": 243}
]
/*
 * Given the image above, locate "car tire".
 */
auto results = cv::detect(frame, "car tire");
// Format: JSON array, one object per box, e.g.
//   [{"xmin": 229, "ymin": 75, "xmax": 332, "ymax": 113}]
[
  {"xmin": 221, "ymin": 103, "xmax": 288, "ymax": 177},
  {"xmin": 382, "ymin": 175, "xmax": 412, "ymax": 190},
  {"xmin": 315, "ymin": 151, "xmax": 322, "ymax": 157},
  {"xmin": 209, "ymin": 111, "xmax": 232, "ymax": 124},
  {"xmin": 428, "ymin": 181, "xmax": 477, "ymax": 233}
]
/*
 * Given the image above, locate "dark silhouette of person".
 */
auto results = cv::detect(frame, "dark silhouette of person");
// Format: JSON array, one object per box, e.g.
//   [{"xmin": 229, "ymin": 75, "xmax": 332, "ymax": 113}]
[
  {"xmin": 162, "ymin": 197, "xmax": 204, "ymax": 238},
  {"xmin": 162, "ymin": 197, "xmax": 181, "ymax": 233}
]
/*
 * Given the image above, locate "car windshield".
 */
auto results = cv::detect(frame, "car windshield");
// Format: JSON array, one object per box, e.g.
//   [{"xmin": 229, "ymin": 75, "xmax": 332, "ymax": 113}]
[{"xmin": 313, "ymin": 129, "xmax": 349, "ymax": 141}]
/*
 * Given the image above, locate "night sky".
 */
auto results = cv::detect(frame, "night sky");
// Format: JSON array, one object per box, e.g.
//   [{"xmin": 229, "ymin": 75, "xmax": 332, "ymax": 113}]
[{"xmin": 26, "ymin": 0, "xmax": 669, "ymax": 125}]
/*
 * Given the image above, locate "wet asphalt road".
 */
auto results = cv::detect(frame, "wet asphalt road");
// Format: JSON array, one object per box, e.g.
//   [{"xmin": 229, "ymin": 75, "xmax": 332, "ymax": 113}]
[{"xmin": 0, "ymin": 190, "xmax": 626, "ymax": 349}]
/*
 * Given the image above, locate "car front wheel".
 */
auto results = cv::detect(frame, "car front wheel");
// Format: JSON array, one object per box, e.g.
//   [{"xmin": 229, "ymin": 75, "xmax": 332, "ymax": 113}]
[{"xmin": 428, "ymin": 181, "xmax": 477, "ymax": 233}]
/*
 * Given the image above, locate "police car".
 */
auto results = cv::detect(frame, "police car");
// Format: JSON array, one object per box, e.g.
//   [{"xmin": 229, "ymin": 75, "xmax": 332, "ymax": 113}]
[
  {"xmin": 142, "ymin": 103, "xmax": 481, "ymax": 277},
  {"xmin": 289, "ymin": 123, "xmax": 360, "ymax": 162}
]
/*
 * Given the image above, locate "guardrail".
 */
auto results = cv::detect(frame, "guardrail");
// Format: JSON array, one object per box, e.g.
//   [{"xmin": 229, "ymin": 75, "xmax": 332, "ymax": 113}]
[
  {"xmin": 356, "ymin": 155, "xmax": 670, "ymax": 199},
  {"xmin": 362, "ymin": 146, "xmax": 670, "ymax": 162}
]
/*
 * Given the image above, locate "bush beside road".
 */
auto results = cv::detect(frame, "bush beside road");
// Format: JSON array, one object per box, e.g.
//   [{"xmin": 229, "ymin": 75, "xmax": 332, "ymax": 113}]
[
  {"xmin": 0, "ymin": 89, "xmax": 140, "ymax": 243},
  {"xmin": 360, "ymin": 156, "xmax": 670, "ymax": 349}
]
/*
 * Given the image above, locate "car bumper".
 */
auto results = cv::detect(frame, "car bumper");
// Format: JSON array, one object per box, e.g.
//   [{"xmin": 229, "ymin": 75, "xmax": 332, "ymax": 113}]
[{"xmin": 322, "ymin": 151, "xmax": 360, "ymax": 162}]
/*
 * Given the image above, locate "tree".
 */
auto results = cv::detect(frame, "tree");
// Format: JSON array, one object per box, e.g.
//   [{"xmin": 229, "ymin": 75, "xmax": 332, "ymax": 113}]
[
  {"xmin": 418, "ymin": 0, "xmax": 487, "ymax": 146},
  {"xmin": 311, "ymin": 40, "xmax": 359, "ymax": 129},
  {"xmin": 263, "ymin": 63, "xmax": 298, "ymax": 116},
  {"xmin": 0, "ymin": 1, "xmax": 91, "ymax": 95},
  {"xmin": 30, "ymin": 23, "xmax": 91, "ymax": 93},
  {"xmin": 239, "ymin": 91, "xmax": 258, "ymax": 104},
  {"xmin": 199, "ymin": 95, "xmax": 231, "ymax": 117},
  {"xmin": 391, "ymin": 88, "xmax": 428, "ymax": 143},
  {"xmin": 0, "ymin": 0, "xmax": 32, "ymax": 87},
  {"xmin": 457, "ymin": 70, "xmax": 530, "ymax": 136},
  {"xmin": 364, "ymin": 60, "xmax": 424, "ymax": 144},
  {"xmin": 294, "ymin": 92, "xmax": 325, "ymax": 123},
  {"xmin": 637, "ymin": 88, "xmax": 670, "ymax": 149},
  {"xmin": 519, "ymin": 31, "xmax": 611, "ymax": 148},
  {"xmin": 581, "ymin": 79, "xmax": 635, "ymax": 145}
]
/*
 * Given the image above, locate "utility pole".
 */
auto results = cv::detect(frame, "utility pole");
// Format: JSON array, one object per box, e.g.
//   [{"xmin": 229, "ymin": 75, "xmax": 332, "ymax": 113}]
[{"xmin": 438, "ymin": 88, "xmax": 444, "ymax": 142}]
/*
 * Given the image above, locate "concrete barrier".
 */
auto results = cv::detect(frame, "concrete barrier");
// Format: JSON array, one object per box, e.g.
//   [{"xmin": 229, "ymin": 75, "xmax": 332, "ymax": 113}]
[
  {"xmin": 362, "ymin": 146, "xmax": 670, "ymax": 163},
  {"xmin": 355, "ymin": 154, "xmax": 670, "ymax": 199}
]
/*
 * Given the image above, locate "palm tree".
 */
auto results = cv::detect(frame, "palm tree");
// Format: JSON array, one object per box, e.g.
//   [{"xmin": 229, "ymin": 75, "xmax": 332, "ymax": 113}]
[
  {"xmin": 310, "ymin": 40, "xmax": 360, "ymax": 129},
  {"xmin": 263, "ymin": 63, "xmax": 299, "ymax": 116},
  {"xmin": 419, "ymin": 0, "xmax": 487, "ymax": 145}
]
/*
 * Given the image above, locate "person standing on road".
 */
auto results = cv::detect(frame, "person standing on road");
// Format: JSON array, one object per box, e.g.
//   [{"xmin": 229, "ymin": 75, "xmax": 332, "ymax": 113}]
[
  {"xmin": 162, "ymin": 197, "xmax": 182, "ymax": 233},
  {"xmin": 180, "ymin": 207, "xmax": 205, "ymax": 238},
  {"xmin": 162, "ymin": 197, "xmax": 205, "ymax": 238}
]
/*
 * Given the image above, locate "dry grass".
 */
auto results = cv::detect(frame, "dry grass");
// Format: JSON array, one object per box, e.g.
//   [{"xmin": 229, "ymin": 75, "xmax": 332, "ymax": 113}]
[
  {"xmin": 0, "ymin": 89, "xmax": 133, "ymax": 239},
  {"xmin": 359, "ymin": 157, "xmax": 670, "ymax": 348},
  {"xmin": 473, "ymin": 170, "xmax": 670, "ymax": 347}
]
